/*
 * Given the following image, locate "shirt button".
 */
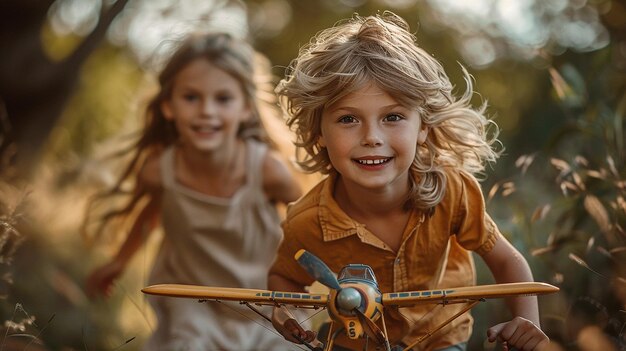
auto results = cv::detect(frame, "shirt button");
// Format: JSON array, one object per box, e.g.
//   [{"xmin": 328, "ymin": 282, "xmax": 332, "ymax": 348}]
[{"xmin": 395, "ymin": 258, "xmax": 401, "ymax": 264}]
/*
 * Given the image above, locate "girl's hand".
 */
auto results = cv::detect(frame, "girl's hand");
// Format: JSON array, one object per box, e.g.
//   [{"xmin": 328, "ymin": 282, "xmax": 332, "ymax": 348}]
[
  {"xmin": 271, "ymin": 306, "xmax": 317, "ymax": 344},
  {"xmin": 85, "ymin": 260, "xmax": 124, "ymax": 299},
  {"xmin": 487, "ymin": 316, "xmax": 549, "ymax": 351}
]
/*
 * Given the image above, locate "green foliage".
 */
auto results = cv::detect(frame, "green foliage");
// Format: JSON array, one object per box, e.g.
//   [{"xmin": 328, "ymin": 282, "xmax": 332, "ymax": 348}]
[
  {"xmin": 485, "ymin": 46, "xmax": 626, "ymax": 349},
  {"xmin": 47, "ymin": 43, "xmax": 144, "ymax": 163}
]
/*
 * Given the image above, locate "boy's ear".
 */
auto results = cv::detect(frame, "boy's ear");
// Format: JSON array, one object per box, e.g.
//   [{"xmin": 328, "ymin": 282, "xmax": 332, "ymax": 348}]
[
  {"xmin": 161, "ymin": 101, "xmax": 174, "ymax": 121},
  {"xmin": 417, "ymin": 127, "xmax": 429, "ymax": 145}
]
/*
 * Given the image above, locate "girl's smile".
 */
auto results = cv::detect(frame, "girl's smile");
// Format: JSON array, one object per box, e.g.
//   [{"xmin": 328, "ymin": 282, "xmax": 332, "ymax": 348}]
[{"xmin": 161, "ymin": 58, "xmax": 250, "ymax": 154}]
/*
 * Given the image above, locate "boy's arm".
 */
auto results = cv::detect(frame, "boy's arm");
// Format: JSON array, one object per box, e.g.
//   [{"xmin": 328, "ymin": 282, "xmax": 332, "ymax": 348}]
[
  {"xmin": 480, "ymin": 235, "xmax": 549, "ymax": 350},
  {"xmin": 481, "ymin": 236, "xmax": 540, "ymax": 324},
  {"xmin": 268, "ymin": 273, "xmax": 317, "ymax": 344}
]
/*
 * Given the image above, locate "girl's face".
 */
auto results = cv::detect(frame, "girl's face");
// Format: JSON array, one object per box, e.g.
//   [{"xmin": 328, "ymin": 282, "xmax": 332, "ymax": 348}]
[
  {"xmin": 319, "ymin": 82, "xmax": 425, "ymax": 194},
  {"xmin": 161, "ymin": 58, "xmax": 250, "ymax": 153}
]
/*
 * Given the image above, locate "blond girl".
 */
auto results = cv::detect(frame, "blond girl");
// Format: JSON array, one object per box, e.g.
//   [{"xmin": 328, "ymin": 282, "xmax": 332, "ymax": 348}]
[{"xmin": 85, "ymin": 33, "xmax": 301, "ymax": 350}]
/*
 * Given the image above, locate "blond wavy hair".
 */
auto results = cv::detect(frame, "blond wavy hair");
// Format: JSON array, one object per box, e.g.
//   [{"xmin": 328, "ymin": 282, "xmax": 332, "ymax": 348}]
[
  {"xmin": 276, "ymin": 11, "xmax": 501, "ymax": 210},
  {"xmin": 83, "ymin": 32, "xmax": 279, "ymax": 239}
]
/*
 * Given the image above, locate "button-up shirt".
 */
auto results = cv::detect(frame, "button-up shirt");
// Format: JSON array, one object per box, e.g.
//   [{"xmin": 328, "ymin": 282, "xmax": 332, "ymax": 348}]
[{"xmin": 269, "ymin": 168, "xmax": 499, "ymax": 350}]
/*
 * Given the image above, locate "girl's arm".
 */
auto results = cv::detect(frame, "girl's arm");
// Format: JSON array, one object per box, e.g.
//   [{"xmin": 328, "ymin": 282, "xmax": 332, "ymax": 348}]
[
  {"xmin": 480, "ymin": 236, "xmax": 549, "ymax": 350},
  {"xmin": 262, "ymin": 150, "xmax": 303, "ymax": 205},
  {"xmin": 85, "ymin": 192, "xmax": 161, "ymax": 298},
  {"xmin": 86, "ymin": 155, "xmax": 163, "ymax": 298}
]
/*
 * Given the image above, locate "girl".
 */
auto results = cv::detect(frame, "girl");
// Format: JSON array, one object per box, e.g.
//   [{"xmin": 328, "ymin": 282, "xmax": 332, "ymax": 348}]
[
  {"xmin": 84, "ymin": 33, "xmax": 302, "ymax": 350},
  {"xmin": 268, "ymin": 12, "xmax": 550, "ymax": 351}
]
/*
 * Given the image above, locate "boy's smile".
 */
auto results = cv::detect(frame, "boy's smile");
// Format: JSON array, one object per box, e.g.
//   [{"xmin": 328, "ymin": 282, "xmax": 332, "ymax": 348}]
[
  {"xmin": 355, "ymin": 157, "xmax": 391, "ymax": 166},
  {"xmin": 319, "ymin": 82, "xmax": 422, "ymax": 195}
]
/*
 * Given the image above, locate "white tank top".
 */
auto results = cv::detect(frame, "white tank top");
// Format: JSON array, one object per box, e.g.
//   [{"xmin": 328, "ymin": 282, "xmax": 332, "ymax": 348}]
[{"xmin": 149, "ymin": 139, "xmax": 282, "ymax": 288}]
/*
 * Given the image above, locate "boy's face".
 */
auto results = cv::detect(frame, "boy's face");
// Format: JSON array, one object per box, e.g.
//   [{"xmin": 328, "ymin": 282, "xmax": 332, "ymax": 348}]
[
  {"xmin": 161, "ymin": 58, "xmax": 250, "ymax": 153},
  {"xmin": 319, "ymin": 82, "xmax": 423, "ymax": 193}
]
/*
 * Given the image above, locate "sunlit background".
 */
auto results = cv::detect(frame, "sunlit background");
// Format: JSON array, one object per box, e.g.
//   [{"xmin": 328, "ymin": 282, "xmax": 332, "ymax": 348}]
[{"xmin": 0, "ymin": 0, "xmax": 624, "ymax": 350}]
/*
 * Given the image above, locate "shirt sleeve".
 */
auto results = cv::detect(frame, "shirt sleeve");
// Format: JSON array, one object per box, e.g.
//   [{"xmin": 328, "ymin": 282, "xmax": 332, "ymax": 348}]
[{"xmin": 452, "ymin": 170, "xmax": 499, "ymax": 256}]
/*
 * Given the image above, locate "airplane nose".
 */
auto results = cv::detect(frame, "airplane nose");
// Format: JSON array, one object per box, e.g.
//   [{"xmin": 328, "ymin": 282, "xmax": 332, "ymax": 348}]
[{"xmin": 336, "ymin": 287, "xmax": 362, "ymax": 313}]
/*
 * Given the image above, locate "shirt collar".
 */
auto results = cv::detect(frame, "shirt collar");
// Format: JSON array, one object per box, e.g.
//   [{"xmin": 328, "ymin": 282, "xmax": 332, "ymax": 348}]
[{"xmin": 318, "ymin": 172, "xmax": 367, "ymax": 242}]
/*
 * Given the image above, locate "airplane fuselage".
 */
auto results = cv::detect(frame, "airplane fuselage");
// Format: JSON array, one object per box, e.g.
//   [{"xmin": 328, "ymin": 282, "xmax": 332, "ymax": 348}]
[{"xmin": 329, "ymin": 265, "xmax": 384, "ymax": 339}]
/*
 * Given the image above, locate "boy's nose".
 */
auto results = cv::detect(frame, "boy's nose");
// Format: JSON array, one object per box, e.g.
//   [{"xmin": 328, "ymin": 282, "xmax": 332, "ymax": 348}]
[{"xmin": 361, "ymin": 125, "xmax": 384, "ymax": 147}]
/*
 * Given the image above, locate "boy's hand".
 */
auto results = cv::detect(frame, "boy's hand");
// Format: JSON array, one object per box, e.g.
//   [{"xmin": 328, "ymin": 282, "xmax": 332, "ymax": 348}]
[
  {"xmin": 487, "ymin": 316, "xmax": 549, "ymax": 351},
  {"xmin": 271, "ymin": 306, "xmax": 317, "ymax": 344}
]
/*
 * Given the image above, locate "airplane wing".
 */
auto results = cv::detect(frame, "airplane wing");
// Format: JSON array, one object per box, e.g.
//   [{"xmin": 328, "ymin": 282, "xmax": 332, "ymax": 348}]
[
  {"xmin": 382, "ymin": 282, "xmax": 558, "ymax": 307},
  {"xmin": 142, "ymin": 284, "xmax": 328, "ymax": 308}
]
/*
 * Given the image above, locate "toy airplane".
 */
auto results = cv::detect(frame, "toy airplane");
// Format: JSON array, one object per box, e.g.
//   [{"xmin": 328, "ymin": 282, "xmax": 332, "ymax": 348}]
[{"xmin": 142, "ymin": 249, "xmax": 559, "ymax": 351}]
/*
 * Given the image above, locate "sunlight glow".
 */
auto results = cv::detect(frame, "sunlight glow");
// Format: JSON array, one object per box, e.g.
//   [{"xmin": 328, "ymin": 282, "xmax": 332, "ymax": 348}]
[
  {"xmin": 429, "ymin": 0, "xmax": 493, "ymax": 18},
  {"xmin": 48, "ymin": 0, "xmax": 248, "ymax": 67},
  {"xmin": 248, "ymin": 0, "xmax": 292, "ymax": 39},
  {"xmin": 496, "ymin": 0, "xmax": 549, "ymax": 47},
  {"xmin": 123, "ymin": 0, "xmax": 248, "ymax": 66},
  {"xmin": 46, "ymin": 0, "xmax": 610, "ymax": 70},
  {"xmin": 424, "ymin": 0, "xmax": 609, "ymax": 67},
  {"xmin": 459, "ymin": 36, "xmax": 497, "ymax": 68},
  {"xmin": 48, "ymin": 0, "xmax": 101, "ymax": 36}
]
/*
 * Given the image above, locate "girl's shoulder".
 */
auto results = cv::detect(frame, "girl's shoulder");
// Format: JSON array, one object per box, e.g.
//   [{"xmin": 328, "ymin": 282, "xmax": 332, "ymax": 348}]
[
  {"xmin": 137, "ymin": 149, "xmax": 164, "ymax": 192},
  {"xmin": 261, "ymin": 148, "xmax": 302, "ymax": 204}
]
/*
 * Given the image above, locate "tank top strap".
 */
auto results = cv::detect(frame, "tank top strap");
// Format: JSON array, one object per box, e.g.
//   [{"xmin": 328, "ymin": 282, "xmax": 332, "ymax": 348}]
[
  {"xmin": 159, "ymin": 146, "xmax": 176, "ymax": 188},
  {"xmin": 245, "ymin": 139, "xmax": 267, "ymax": 191}
]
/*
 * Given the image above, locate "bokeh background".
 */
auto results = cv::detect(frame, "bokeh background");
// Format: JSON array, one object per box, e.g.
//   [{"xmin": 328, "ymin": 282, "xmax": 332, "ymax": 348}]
[{"xmin": 0, "ymin": 0, "xmax": 624, "ymax": 350}]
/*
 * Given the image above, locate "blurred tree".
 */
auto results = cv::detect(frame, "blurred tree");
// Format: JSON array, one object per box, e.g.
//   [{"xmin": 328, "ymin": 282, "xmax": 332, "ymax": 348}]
[{"xmin": 0, "ymin": 0, "xmax": 130, "ymax": 180}]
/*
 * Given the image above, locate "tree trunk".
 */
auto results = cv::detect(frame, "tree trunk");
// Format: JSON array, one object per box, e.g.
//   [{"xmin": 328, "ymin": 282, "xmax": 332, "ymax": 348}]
[{"xmin": 0, "ymin": 0, "xmax": 130, "ymax": 180}]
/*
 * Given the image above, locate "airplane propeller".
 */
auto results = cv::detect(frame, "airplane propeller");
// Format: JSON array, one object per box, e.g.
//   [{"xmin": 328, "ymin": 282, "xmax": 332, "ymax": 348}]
[
  {"xmin": 295, "ymin": 249, "xmax": 389, "ymax": 348},
  {"xmin": 354, "ymin": 308, "xmax": 387, "ymax": 346},
  {"xmin": 295, "ymin": 249, "xmax": 342, "ymax": 291}
]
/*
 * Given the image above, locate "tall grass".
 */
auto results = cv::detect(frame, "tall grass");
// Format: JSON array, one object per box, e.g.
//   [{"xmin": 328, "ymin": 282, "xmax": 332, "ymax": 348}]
[{"xmin": 482, "ymin": 55, "xmax": 625, "ymax": 350}]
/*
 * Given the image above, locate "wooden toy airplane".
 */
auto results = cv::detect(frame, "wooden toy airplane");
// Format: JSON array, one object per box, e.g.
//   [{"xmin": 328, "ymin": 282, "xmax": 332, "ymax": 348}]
[{"xmin": 142, "ymin": 249, "xmax": 559, "ymax": 351}]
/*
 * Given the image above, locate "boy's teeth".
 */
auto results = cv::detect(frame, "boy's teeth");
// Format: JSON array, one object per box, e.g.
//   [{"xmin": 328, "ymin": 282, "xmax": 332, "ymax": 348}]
[{"xmin": 358, "ymin": 158, "xmax": 388, "ymax": 165}]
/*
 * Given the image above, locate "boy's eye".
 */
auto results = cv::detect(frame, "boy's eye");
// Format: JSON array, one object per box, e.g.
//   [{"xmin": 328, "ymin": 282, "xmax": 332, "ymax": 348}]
[
  {"xmin": 384, "ymin": 113, "xmax": 404, "ymax": 122},
  {"xmin": 338, "ymin": 115, "xmax": 357, "ymax": 124}
]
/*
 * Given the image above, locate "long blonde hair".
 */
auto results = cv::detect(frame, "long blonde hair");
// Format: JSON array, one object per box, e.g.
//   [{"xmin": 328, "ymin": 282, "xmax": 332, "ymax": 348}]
[
  {"xmin": 276, "ymin": 11, "xmax": 501, "ymax": 210},
  {"xmin": 83, "ymin": 32, "xmax": 278, "ymax": 239}
]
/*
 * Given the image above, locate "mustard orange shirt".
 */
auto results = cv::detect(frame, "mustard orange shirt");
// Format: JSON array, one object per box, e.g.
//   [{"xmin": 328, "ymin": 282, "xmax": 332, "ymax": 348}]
[{"xmin": 269, "ymin": 168, "xmax": 500, "ymax": 350}]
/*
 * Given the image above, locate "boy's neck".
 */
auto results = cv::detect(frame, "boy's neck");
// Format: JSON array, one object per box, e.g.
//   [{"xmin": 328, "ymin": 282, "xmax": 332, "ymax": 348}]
[
  {"xmin": 333, "ymin": 175, "xmax": 412, "ymax": 252},
  {"xmin": 333, "ymin": 175, "xmax": 409, "ymax": 217}
]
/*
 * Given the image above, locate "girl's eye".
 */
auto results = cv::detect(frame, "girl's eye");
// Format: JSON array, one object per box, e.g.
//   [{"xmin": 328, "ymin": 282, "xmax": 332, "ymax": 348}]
[
  {"xmin": 217, "ymin": 94, "xmax": 233, "ymax": 103},
  {"xmin": 183, "ymin": 93, "xmax": 199, "ymax": 102},
  {"xmin": 384, "ymin": 113, "xmax": 404, "ymax": 122},
  {"xmin": 338, "ymin": 115, "xmax": 357, "ymax": 124}
]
